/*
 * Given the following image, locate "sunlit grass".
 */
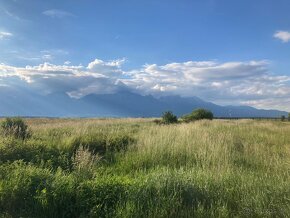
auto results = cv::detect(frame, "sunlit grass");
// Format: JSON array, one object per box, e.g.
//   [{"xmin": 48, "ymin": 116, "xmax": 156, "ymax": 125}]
[{"xmin": 0, "ymin": 118, "xmax": 289, "ymax": 217}]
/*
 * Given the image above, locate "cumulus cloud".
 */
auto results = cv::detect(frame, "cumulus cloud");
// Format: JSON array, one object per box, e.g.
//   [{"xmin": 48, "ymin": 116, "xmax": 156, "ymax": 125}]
[
  {"xmin": 274, "ymin": 31, "xmax": 290, "ymax": 43},
  {"xmin": 42, "ymin": 9, "xmax": 75, "ymax": 18},
  {"xmin": 0, "ymin": 60, "xmax": 127, "ymax": 98},
  {"xmin": 122, "ymin": 61, "xmax": 270, "ymax": 95},
  {"xmin": 0, "ymin": 31, "xmax": 13, "ymax": 40},
  {"xmin": 87, "ymin": 58, "xmax": 125, "ymax": 76},
  {"xmin": 122, "ymin": 60, "xmax": 290, "ymax": 111},
  {"xmin": 0, "ymin": 59, "xmax": 289, "ymax": 111}
]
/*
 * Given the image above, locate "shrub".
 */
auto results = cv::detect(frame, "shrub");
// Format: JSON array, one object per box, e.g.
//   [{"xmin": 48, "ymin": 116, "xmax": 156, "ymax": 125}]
[
  {"xmin": 181, "ymin": 108, "xmax": 213, "ymax": 122},
  {"xmin": 1, "ymin": 117, "xmax": 31, "ymax": 140},
  {"xmin": 161, "ymin": 111, "xmax": 178, "ymax": 124},
  {"xmin": 281, "ymin": 115, "xmax": 286, "ymax": 121},
  {"xmin": 288, "ymin": 113, "xmax": 290, "ymax": 122}
]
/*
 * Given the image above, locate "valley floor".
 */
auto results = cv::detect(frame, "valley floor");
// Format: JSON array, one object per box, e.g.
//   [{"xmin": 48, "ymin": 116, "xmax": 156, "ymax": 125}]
[{"xmin": 0, "ymin": 118, "xmax": 290, "ymax": 217}]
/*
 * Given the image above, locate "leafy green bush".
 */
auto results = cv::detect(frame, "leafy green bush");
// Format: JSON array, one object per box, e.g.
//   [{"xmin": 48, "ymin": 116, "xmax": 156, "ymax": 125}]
[
  {"xmin": 161, "ymin": 111, "xmax": 178, "ymax": 124},
  {"xmin": 181, "ymin": 108, "xmax": 213, "ymax": 122},
  {"xmin": 1, "ymin": 117, "xmax": 31, "ymax": 140}
]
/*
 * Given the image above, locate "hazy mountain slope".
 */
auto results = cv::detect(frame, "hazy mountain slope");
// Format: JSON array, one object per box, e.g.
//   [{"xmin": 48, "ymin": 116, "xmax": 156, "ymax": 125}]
[
  {"xmin": 158, "ymin": 95, "xmax": 288, "ymax": 117},
  {"xmin": 0, "ymin": 89, "xmax": 287, "ymax": 117}
]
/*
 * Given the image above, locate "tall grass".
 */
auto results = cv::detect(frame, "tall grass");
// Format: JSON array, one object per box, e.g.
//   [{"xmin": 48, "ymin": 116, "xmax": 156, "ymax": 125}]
[{"xmin": 0, "ymin": 118, "xmax": 289, "ymax": 217}]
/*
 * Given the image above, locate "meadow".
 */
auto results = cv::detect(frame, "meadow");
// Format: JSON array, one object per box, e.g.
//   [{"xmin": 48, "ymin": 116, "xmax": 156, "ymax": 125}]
[{"xmin": 0, "ymin": 118, "xmax": 289, "ymax": 217}]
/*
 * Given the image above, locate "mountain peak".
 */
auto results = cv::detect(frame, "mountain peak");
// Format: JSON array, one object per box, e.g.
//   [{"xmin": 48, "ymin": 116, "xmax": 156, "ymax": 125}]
[{"xmin": 0, "ymin": 91, "xmax": 287, "ymax": 117}]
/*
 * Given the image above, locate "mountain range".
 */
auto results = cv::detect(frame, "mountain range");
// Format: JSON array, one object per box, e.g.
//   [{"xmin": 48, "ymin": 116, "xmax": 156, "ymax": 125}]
[{"xmin": 0, "ymin": 88, "xmax": 288, "ymax": 118}]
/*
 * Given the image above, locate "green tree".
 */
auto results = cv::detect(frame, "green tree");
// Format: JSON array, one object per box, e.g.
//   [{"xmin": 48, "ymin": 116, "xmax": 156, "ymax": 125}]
[
  {"xmin": 161, "ymin": 111, "xmax": 178, "ymax": 124},
  {"xmin": 288, "ymin": 113, "xmax": 290, "ymax": 121},
  {"xmin": 182, "ymin": 108, "xmax": 214, "ymax": 122}
]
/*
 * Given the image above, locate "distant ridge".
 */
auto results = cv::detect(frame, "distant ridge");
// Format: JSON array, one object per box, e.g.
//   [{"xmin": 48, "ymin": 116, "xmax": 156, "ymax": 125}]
[{"xmin": 0, "ymin": 89, "xmax": 287, "ymax": 117}]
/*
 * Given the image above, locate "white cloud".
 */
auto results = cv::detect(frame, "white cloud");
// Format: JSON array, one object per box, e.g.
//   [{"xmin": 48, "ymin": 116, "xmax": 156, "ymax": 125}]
[
  {"xmin": 0, "ymin": 59, "xmax": 289, "ymax": 111},
  {"xmin": 242, "ymin": 98, "xmax": 290, "ymax": 111},
  {"xmin": 274, "ymin": 31, "xmax": 290, "ymax": 43},
  {"xmin": 0, "ymin": 60, "xmax": 127, "ymax": 98},
  {"xmin": 122, "ymin": 60, "xmax": 290, "ymax": 111},
  {"xmin": 0, "ymin": 31, "xmax": 13, "ymax": 40},
  {"xmin": 42, "ymin": 9, "xmax": 75, "ymax": 18},
  {"xmin": 122, "ymin": 61, "xmax": 270, "ymax": 95},
  {"xmin": 87, "ymin": 58, "xmax": 126, "ymax": 77}
]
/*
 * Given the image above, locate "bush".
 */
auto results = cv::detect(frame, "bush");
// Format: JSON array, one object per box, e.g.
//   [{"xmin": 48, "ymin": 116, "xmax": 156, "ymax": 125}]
[
  {"xmin": 281, "ymin": 115, "xmax": 286, "ymax": 121},
  {"xmin": 161, "ymin": 111, "xmax": 178, "ymax": 124},
  {"xmin": 182, "ymin": 108, "xmax": 213, "ymax": 122},
  {"xmin": 1, "ymin": 117, "xmax": 31, "ymax": 140}
]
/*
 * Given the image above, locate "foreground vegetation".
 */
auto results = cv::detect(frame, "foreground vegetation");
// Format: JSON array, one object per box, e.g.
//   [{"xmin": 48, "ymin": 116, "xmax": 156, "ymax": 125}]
[{"xmin": 0, "ymin": 118, "xmax": 289, "ymax": 217}]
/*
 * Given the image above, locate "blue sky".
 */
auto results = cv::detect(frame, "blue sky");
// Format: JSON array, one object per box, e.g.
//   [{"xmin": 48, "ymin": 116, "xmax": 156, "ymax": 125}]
[{"xmin": 0, "ymin": 0, "xmax": 290, "ymax": 111}]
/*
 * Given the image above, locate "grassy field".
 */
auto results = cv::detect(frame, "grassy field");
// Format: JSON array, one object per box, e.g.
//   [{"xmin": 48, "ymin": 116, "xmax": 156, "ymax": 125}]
[{"xmin": 0, "ymin": 118, "xmax": 289, "ymax": 217}]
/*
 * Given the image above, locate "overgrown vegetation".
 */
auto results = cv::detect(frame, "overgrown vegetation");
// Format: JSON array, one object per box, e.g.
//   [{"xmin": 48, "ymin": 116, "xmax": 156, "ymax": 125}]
[
  {"xmin": 0, "ymin": 118, "xmax": 289, "ymax": 217},
  {"xmin": 1, "ymin": 117, "xmax": 31, "ymax": 140}
]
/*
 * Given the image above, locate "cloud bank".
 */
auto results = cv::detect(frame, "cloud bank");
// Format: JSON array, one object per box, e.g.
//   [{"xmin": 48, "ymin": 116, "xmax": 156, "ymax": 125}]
[{"xmin": 0, "ymin": 59, "xmax": 289, "ymax": 111}]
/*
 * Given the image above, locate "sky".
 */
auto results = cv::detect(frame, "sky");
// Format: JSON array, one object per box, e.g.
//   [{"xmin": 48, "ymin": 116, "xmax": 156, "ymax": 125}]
[{"xmin": 0, "ymin": 0, "xmax": 290, "ymax": 111}]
